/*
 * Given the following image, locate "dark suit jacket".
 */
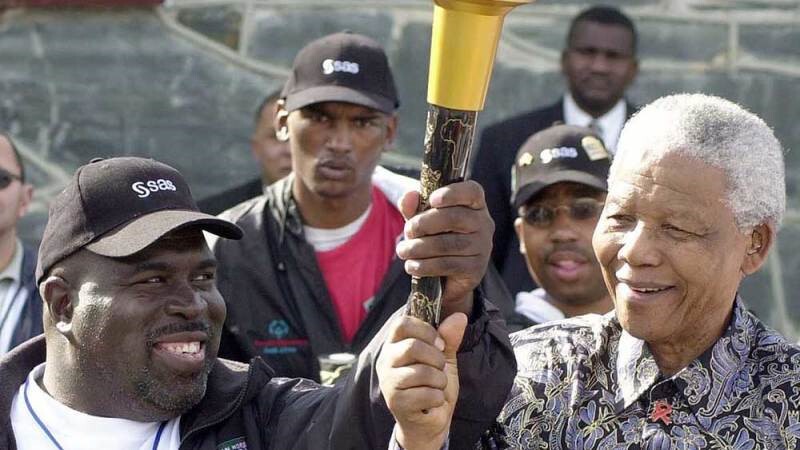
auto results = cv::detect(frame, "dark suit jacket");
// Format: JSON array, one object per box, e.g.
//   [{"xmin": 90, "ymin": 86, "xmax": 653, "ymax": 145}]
[
  {"xmin": 469, "ymin": 98, "xmax": 635, "ymax": 297},
  {"xmin": 7, "ymin": 245, "xmax": 42, "ymax": 352}
]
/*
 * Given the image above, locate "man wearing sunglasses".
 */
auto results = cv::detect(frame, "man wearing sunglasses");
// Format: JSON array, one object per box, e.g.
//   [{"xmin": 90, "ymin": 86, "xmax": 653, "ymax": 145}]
[
  {"xmin": 510, "ymin": 124, "xmax": 612, "ymax": 327},
  {"xmin": 0, "ymin": 133, "xmax": 36, "ymax": 357}
]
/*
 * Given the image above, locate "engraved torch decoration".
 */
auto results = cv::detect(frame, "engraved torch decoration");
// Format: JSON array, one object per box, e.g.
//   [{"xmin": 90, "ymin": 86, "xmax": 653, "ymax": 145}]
[{"xmin": 406, "ymin": 0, "xmax": 533, "ymax": 326}]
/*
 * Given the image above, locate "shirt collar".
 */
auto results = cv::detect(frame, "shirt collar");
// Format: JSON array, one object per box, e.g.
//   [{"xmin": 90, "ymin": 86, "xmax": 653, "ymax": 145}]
[
  {"xmin": 614, "ymin": 297, "xmax": 756, "ymax": 409},
  {"xmin": 0, "ymin": 240, "xmax": 23, "ymax": 283},
  {"xmin": 562, "ymin": 93, "xmax": 627, "ymax": 152}
]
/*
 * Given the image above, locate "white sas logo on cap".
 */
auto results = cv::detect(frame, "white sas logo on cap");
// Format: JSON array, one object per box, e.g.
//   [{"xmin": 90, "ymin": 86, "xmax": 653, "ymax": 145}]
[
  {"xmin": 540, "ymin": 147, "xmax": 578, "ymax": 164},
  {"xmin": 322, "ymin": 59, "xmax": 360, "ymax": 75},
  {"xmin": 131, "ymin": 179, "xmax": 177, "ymax": 198}
]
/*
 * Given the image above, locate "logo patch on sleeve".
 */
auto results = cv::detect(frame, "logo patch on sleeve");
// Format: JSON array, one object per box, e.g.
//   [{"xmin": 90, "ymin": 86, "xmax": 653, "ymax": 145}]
[{"xmin": 217, "ymin": 437, "xmax": 247, "ymax": 450}]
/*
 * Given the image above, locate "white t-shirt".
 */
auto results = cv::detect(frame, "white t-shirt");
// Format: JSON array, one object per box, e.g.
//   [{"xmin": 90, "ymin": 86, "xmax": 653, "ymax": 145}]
[
  {"xmin": 10, "ymin": 364, "xmax": 181, "ymax": 450},
  {"xmin": 515, "ymin": 288, "xmax": 566, "ymax": 324}
]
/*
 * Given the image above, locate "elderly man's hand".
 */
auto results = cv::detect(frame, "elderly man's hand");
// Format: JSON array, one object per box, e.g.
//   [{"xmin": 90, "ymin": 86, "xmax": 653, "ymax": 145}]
[
  {"xmin": 396, "ymin": 181, "xmax": 493, "ymax": 317},
  {"xmin": 377, "ymin": 313, "xmax": 467, "ymax": 450}
]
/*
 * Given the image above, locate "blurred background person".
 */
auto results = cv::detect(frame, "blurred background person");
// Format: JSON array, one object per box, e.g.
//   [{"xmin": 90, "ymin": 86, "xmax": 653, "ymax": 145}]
[
  {"xmin": 471, "ymin": 5, "xmax": 639, "ymax": 298},
  {"xmin": 199, "ymin": 89, "xmax": 292, "ymax": 215},
  {"xmin": 0, "ymin": 132, "xmax": 37, "ymax": 356},
  {"xmin": 510, "ymin": 125, "xmax": 613, "ymax": 328},
  {"xmin": 211, "ymin": 31, "xmax": 513, "ymax": 382}
]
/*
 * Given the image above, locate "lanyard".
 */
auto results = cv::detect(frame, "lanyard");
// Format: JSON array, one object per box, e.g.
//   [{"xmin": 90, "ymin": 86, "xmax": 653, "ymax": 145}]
[
  {"xmin": 23, "ymin": 378, "xmax": 168, "ymax": 450},
  {"xmin": 0, "ymin": 282, "xmax": 24, "ymax": 341}
]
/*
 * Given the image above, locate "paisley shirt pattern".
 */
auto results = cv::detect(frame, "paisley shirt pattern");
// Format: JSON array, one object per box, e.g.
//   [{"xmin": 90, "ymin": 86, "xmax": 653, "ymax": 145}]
[{"xmin": 486, "ymin": 298, "xmax": 800, "ymax": 449}]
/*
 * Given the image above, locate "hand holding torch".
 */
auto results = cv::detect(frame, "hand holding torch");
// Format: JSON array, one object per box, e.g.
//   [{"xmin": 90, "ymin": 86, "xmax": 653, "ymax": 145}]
[{"xmin": 406, "ymin": 0, "xmax": 533, "ymax": 326}]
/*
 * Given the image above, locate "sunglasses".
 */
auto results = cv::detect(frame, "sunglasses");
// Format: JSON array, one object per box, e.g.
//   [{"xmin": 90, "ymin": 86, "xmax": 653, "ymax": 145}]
[
  {"xmin": 521, "ymin": 197, "xmax": 605, "ymax": 228},
  {"xmin": 0, "ymin": 168, "xmax": 22, "ymax": 189}
]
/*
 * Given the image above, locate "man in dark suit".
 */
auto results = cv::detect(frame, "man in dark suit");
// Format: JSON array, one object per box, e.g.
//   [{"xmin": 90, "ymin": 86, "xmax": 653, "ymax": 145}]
[{"xmin": 470, "ymin": 5, "xmax": 639, "ymax": 297}]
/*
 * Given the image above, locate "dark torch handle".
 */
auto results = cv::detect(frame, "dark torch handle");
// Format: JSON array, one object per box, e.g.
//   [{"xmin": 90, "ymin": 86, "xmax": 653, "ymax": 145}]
[{"xmin": 405, "ymin": 105, "xmax": 478, "ymax": 327}]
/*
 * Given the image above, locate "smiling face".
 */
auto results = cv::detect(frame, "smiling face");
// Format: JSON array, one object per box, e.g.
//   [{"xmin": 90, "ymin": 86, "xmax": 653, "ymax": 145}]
[
  {"xmin": 282, "ymin": 101, "xmax": 396, "ymax": 202},
  {"xmin": 514, "ymin": 182, "xmax": 609, "ymax": 315},
  {"xmin": 562, "ymin": 20, "xmax": 638, "ymax": 117},
  {"xmin": 45, "ymin": 229, "xmax": 224, "ymax": 421},
  {"xmin": 593, "ymin": 151, "xmax": 753, "ymax": 352}
]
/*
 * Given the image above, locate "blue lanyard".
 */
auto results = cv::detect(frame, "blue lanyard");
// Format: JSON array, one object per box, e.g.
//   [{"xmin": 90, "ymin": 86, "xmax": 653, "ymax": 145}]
[{"xmin": 23, "ymin": 377, "xmax": 168, "ymax": 450}]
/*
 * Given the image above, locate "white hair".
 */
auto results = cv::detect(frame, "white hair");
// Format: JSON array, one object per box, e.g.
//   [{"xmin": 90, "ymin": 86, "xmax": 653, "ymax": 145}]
[{"xmin": 613, "ymin": 93, "xmax": 785, "ymax": 230}]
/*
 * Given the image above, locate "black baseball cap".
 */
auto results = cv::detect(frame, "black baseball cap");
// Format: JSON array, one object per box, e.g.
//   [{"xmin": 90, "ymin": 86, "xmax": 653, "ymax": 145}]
[
  {"xmin": 511, "ymin": 124, "xmax": 611, "ymax": 210},
  {"xmin": 282, "ymin": 31, "xmax": 399, "ymax": 114},
  {"xmin": 36, "ymin": 157, "xmax": 243, "ymax": 284}
]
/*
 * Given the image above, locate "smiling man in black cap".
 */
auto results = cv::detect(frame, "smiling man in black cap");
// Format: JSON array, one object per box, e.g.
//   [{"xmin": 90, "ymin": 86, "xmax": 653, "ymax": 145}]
[
  {"xmin": 510, "ymin": 124, "xmax": 613, "ymax": 327},
  {"xmin": 212, "ymin": 31, "xmax": 512, "ymax": 401},
  {"xmin": 0, "ymin": 156, "xmax": 513, "ymax": 450}
]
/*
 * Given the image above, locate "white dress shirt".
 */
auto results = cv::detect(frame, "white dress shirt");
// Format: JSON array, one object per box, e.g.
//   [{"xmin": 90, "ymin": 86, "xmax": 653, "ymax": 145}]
[{"xmin": 563, "ymin": 93, "xmax": 627, "ymax": 152}]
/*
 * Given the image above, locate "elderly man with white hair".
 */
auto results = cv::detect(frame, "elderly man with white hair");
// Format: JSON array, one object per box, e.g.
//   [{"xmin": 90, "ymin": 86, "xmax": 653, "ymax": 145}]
[{"xmin": 480, "ymin": 93, "xmax": 799, "ymax": 449}]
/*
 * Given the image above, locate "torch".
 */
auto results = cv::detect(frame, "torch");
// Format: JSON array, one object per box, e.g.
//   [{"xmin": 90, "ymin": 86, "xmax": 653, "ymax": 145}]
[{"xmin": 406, "ymin": 0, "xmax": 533, "ymax": 326}]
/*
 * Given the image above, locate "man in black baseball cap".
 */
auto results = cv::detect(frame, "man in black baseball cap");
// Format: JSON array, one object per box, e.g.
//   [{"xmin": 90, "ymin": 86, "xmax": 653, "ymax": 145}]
[
  {"xmin": 0, "ymin": 156, "xmax": 511, "ymax": 450},
  {"xmin": 212, "ymin": 29, "xmax": 513, "ymax": 409},
  {"xmin": 511, "ymin": 124, "xmax": 613, "ymax": 327}
]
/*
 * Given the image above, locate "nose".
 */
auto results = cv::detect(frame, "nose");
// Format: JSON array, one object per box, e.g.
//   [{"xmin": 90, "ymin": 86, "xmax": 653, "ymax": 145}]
[
  {"xmin": 326, "ymin": 120, "xmax": 353, "ymax": 153},
  {"xmin": 589, "ymin": 52, "xmax": 612, "ymax": 73},
  {"xmin": 164, "ymin": 282, "xmax": 205, "ymax": 320},
  {"xmin": 617, "ymin": 221, "xmax": 661, "ymax": 267},
  {"xmin": 549, "ymin": 207, "xmax": 580, "ymax": 243}
]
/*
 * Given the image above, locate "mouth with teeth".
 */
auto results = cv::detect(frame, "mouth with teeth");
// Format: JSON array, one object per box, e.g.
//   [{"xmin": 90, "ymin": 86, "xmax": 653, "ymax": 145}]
[
  {"xmin": 619, "ymin": 281, "xmax": 675, "ymax": 302},
  {"xmin": 151, "ymin": 335, "xmax": 208, "ymax": 374}
]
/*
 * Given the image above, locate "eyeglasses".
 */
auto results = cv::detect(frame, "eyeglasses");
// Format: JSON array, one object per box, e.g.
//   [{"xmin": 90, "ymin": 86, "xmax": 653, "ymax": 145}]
[
  {"xmin": 0, "ymin": 168, "xmax": 22, "ymax": 190},
  {"xmin": 521, "ymin": 197, "xmax": 605, "ymax": 228}
]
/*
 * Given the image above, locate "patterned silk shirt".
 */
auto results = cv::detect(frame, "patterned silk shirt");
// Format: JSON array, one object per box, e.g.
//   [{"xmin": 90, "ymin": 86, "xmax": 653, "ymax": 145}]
[{"xmin": 485, "ymin": 298, "xmax": 800, "ymax": 449}]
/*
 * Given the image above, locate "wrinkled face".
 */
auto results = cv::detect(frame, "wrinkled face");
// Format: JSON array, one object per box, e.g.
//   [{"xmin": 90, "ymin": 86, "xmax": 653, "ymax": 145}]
[
  {"xmin": 515, "ymin": 182, "xmax": 608, "ymax": 306},
  {"xmin": 593, "ymin": 152, "xmax": 749, "ymax": 347},
  {"xmin": 252, "ymin": 100, "xmax": 291, "ymax": 184},
  {"xmin": 562, "ymin": 21, "xmax": 638, "ymax": 116},
  {"xmin": 67, "ymin": 230, "xmax": 225, "ymax": 420},
  {"xmin": 284, "ymin": 101, "xmax": 396, "ymax": 201},
  {"xmin": 0, "ymin": 137, "xmax": 31, "ymax": 238}
]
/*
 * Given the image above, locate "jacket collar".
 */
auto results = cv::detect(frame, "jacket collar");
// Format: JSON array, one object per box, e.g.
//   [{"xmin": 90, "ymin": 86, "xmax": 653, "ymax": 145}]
[
  {"xmin": 615, "ymin": 297, "xmax": 756, "ymax": 410},
  {"xmin": 0, "ymin": 335, "xmax": 268, "ymax": 447},
  {"xmin": 268, "ymin": 166, "xmax": 417, "ymax": 239}
]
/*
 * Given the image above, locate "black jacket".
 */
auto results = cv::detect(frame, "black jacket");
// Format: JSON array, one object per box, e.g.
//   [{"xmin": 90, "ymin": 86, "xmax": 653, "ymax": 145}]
[
  {"xmin": 5, "ymin": 246, "xmax": 42, "ymax": 352},
  {"xmin": 469, "ymin": 99, "xmax": 636, "ymax": 297},
  {"xmin": 212, "ymin": 171, "xmax": 515, "ymax": 381},
  {"xmin": 1, "ymin": 302, "xmax": 515, "ymax": 450}
]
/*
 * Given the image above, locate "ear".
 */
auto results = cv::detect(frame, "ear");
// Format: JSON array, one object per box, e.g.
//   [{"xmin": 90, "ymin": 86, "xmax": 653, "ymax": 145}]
[
  {"xmin": 274, "ymin": 100, "xmax": 290, "ymax": 142},
  {"xmin": 383, "ymin": 114, "xmax": 398, "ymax": 152},
  {"xmin": 16, "ymin": 183, "xmax": 33, "ymax": 219},
  {"xmin": 40, "ymin": 275, "xmax": 75, "ymax": 336},
  {"xmin": 740, "ymin": 222, "xmax": 774, "ymax": 276},
  {"xmin": 514, "ymin": 216, "xmax": 527, "ymax": 255}
]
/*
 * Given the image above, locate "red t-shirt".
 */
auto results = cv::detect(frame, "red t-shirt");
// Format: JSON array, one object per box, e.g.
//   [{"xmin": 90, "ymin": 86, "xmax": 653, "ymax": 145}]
[{"xmin": 314, "ymin": 187, "xmax": 405, "ymax": 343}]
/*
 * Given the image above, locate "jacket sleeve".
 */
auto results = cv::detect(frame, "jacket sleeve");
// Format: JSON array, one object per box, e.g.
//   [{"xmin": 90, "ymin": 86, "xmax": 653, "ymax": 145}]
[{"xmin": 263, "ymin": 291, "xmax": 516, "ymax": 450}]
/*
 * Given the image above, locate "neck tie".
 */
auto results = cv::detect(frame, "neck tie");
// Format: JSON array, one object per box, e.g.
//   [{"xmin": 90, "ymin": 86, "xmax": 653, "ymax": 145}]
[{"xmin": 588, "ymin": 119, "xmax": 603, "ymax": 139}]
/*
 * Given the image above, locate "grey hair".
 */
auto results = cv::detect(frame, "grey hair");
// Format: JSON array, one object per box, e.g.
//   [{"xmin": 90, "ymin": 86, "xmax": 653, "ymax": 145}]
[{"xmin": 612, "ymin": 93, "xmax": 785, "ymax": 230}]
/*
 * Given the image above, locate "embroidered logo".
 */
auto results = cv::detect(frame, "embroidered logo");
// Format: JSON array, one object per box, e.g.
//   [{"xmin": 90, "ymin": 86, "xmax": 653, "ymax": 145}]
[
  {"xmin": 539, "ymin": 146, "xmax": 578, "ymax": 164},
  {"xmin": 268, "ymin": 319, "xmax": 290, "ymax": 339},
  {"xmin": 322, "ymin": 58, "xmax": 360, "ymax": 75},
  {"xmin": 131, "ymin": 179, "xmax": 177, "ymax": 198},
  {"xmin": 217, "ymin": 437, "xmax": 247, "ymax": 450}
]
